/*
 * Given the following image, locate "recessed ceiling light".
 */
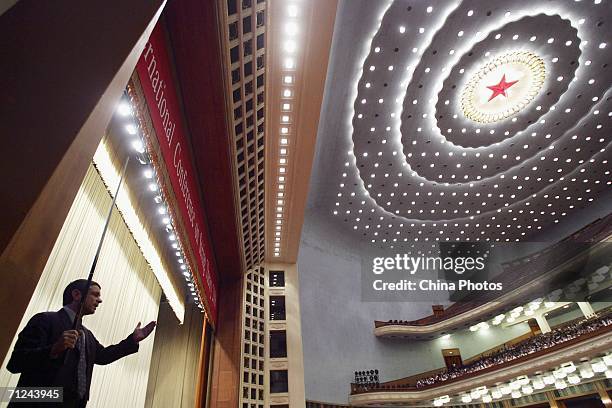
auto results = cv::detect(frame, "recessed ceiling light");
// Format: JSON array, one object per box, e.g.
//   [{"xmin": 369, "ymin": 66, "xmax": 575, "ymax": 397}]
[
  {"xmin": 287, "ymin": 5, "xmax": 298, "ymax": 17},
  {"xmin": 131, "ymin": 140, "xmax": 145, "ymax": 153},
  {"xmin": 117, "ymin": 102, "xmax": 132, "ymax": 116},
  {"xmin": 284, "ymin": 40, "xmax": 297, "ymax": 53},
  {"xmin": 285, "ymin": 22, "xmax": 298, "ymax": 36},
  {"xmin": 284, "ymin": 58, "xmax": 295, "ymax": 69}
]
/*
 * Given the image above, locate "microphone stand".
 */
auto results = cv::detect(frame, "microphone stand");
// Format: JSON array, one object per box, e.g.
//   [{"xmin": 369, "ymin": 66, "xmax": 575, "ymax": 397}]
[{"xmin": 72, "ymin": 156, "xmax": 130, "ymax": 330}]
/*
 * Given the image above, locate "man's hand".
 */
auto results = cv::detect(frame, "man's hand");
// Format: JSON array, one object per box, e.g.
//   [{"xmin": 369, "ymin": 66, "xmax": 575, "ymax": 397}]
[
  {"xmin": 132, "ymin": 321, "xmax": 156, "ymax": 343},
  {"xmin": 50, "ymin": 330, "xmax": 79, "ymax": 358}
]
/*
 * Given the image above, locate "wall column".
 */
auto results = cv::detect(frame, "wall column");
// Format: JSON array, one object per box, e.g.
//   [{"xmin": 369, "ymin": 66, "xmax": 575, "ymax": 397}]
[
  {"xmin": 577, "ymin": 302, "xmax": 596, "ymax": 318},
  {"xmin": 209, "ymin": 277, "xmax": 243, "ymax": 408},
  {"xmin": 0, "ymin": 0, "xmax": 165, "ymax": 363},
  {"xmin": 546, "ymin": 391, "xmax": 561, "ymax": 408},
  {"xmin": 535, "ymin": 314, "xmax": 552, "ymax": 333},
  {"xmin": 595, "ymin": 381, "xmax": 612, "ymax": 408}
]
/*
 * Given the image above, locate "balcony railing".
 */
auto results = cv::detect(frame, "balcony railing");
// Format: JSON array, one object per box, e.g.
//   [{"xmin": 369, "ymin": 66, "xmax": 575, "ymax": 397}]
[{"xmin": 354, "ymin": 311, "xmax": 612, "ymax": 395}]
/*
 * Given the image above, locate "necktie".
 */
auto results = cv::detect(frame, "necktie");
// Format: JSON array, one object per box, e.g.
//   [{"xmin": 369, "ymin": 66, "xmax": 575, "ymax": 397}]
[{"xmin": 75, "ymin": 330, "xmax": 87, "ymax": 399}]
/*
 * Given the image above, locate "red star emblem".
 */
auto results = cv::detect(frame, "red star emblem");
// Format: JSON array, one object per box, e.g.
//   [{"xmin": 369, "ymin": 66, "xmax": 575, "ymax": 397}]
[{"xmin": 486, "ymin": 74, "xmax": 518, "ymax": 102}]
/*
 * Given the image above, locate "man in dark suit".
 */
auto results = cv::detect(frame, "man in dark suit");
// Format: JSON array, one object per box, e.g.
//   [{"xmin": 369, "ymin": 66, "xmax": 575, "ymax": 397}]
[{"xmin": 6, "ymin": 279, "xmax": 156, "ymax": 407}]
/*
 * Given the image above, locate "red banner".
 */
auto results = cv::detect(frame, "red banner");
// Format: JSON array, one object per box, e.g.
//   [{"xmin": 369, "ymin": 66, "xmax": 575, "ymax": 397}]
[{"xmin": 136, "ymin": 23, "xmax": 218, "ymax": 324}]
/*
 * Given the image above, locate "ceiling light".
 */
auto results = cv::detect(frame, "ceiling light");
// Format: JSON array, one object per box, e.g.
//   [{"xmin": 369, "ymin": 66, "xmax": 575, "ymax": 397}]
[
  {"xmin": 284, "ymin": 40, "xmax": 297, "ymax": 53},
  {"xmin": 460, "ymin": 51, "xmax": 545, "ymax": 124},
  {"xmin": 148, "ymin": 182, "xmax": 158, "ymax": 192},
  {"xmin": 117, "ymin": 102, "xmax": 132, "ymax": 116},
  {"xmin": 285, "ymin": 22, "xmax": 298, "ymax": 36},
  {"xmin": 131, "ymin": 139, "xmax": 145, "ymax": 153},
  {"xmin": 125, "ymin": 124, "xmax": 137, "ymax": 135},
  {"xmin": 592, "ymin": 358, "xmax": 606, "ymax": 372},
  {"xmin": 287, "ymin": 5, "xmax": 298, "ymax": 17},
  {"xmin": 561, "ymin": 362, "xmax": 576, "ymax": 373},
  {"xmin": 532, "ymin": 378, "xmax": 545, "ymax": 390},
  {"xmin": 284, "ymin": 58, "xmax": 295, "ymax": 69}
]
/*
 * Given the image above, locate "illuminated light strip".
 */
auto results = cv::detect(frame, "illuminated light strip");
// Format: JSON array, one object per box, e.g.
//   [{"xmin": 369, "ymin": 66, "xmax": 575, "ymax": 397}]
[
  {"xmin": 121, "ymin": 92, "xmax": 205, "ymax": 313},
  {"xmin": 93, "ymin": 140, "xmax": 185, "ymax": 323},
  {"xmin": 274, "ymin": 2, "xmax": 303, "ymax": 258}
]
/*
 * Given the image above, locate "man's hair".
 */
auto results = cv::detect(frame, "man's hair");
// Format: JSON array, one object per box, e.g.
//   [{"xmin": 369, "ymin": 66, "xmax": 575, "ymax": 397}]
[{"xmin": 62, "ymin": 279, "xmax": 101, "ymax": 306}]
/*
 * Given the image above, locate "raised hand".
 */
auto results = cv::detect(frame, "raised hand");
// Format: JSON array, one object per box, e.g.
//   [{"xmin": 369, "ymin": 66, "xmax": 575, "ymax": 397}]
[
  {"xmin": 132, "ymin": 321, "xmax": 156, "ymax": 343},
  {"xmin": 50, "ymin": 330, "xmax": 79, "ymax": 357}
]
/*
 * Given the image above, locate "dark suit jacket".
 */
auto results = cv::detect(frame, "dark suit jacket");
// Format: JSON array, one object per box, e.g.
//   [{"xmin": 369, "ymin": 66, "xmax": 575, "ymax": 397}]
[{"xmin": 6, "ymin": 308, "xmax": 139, "ymax": 406}]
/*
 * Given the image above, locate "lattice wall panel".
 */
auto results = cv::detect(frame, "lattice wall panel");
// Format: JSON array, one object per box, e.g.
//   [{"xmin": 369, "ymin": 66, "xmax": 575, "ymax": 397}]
[
  {"xmin": 222, "ymin": 0, "xmax": 267, "ymax": 271},
  {"xmin": 239, "ymin": 268, "xmax": 266, "ymax": 408}
]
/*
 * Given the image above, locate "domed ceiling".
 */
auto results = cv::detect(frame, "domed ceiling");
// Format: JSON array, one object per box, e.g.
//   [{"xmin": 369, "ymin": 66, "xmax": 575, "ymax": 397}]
[{"xmin": 308, "ymin": 0, "xmax": 611, "ymax": 250}]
